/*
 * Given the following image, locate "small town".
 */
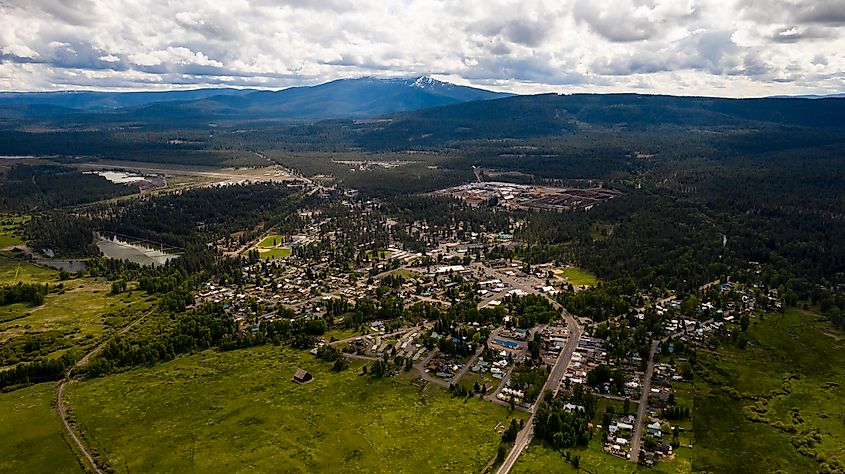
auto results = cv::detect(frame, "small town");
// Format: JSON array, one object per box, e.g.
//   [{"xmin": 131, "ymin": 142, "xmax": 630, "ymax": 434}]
[
  {"xmin": 185, "ymin": 188, "xmax": 782, "ymax": 471},
  {"xmin": 3, "ymin": 5, "xmax": 842, "ymax": 472}
]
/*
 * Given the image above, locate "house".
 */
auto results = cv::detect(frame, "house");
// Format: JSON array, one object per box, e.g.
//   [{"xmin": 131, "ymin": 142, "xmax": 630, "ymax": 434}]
[
  {"xmin": 647, "ymin": 421, "xmax": 662, "ymax": 438},
  {"xmin": 292, "ymin": 368, "xmax": 313, "ymax": 384}
]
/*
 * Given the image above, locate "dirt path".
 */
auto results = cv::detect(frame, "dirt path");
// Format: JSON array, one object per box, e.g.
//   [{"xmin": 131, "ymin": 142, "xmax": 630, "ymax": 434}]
[{"xmin": 55, "ymin": 308, "xmax": 154, "ymax": 473}]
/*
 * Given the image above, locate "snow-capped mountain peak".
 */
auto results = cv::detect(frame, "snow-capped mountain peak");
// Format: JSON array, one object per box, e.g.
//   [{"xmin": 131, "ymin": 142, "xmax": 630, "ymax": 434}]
[{"xmin": 410, "ymin": 75, "xmax": 441, "ymax": 89}]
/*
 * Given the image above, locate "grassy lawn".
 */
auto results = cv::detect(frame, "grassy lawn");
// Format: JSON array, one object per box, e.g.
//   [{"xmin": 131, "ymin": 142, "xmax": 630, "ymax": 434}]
[
  {"xmin": 0, "ymin": 382, "xmax": 82, "ymax": 473},
  {"xmin": 249, "ymin": 234, "xmax": 292, "ymax": 260},
  {"xmin": 258, "ymin": 247, "xmax": 292, "ymax": 260},
  {"xmin": 257, "ymin": 235, "xmax": 286, "ymax": 248},
  {"xmin": 367, "ymin": 249, "xmax": 392, "ymax": 260},
  {"xmin": 458, "ymin": 371, "xmax": 498, "ymax": 394},
  {"xmin": 558, "ymin": 267, "xmax": 598, "ymax": 287},
  {"xmin": 323, "ymin": 326, "xmax": 368, "ymax": 342},
  {"xmin": 694, "ymin": 308, "xmax": 845, "ymax": 473},
  {"xmin": 514, "ymin": 438, "xmax": 691, "ymax": 474},
  {"xmin": 513, "ymin": 439, "xmax": 646, "ymax": 474},
  {"xmin": 68, "ymin": 345, "xmax": 522, "ymax": 473},
  {"xmin": 670, "ymin": 381, "xmax": 695, "ymax": 451}
]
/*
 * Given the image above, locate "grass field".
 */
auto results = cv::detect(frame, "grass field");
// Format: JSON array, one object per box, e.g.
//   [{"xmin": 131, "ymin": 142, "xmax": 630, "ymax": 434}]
[
  {"xmin": 252, "ymin": 234, "xmax": 292, "ymax": 260},
  {"xmin": 0, "ymin": 254, "xmax": 55, "ymax": 284},
  {"xmin": 0, "ymin": 255, "xmax": 157, "ymax": 362},
  {"xmin": 68, "ymin": 345, "xmax": 522, "ymax": 473},
  {"xmin": 367, "ymin": 249, "xmax": 392, "ymax": 260},
  {"xmin": 257, "ymin": 235, "xmax": 286, "ymax": 248},
  {"xmin": 323, "ymin": 326, "xmax": 368, "ymax": 342},
  {"xmin": 694, "ymin": 308, "xmax": 845, "ymax": 474},
  {"xmin": 0, "ymin": 382, "xmax": 82, "ymax": 473},
  {"xmin": 558, "ymin": 267, "xmax": 598, "ymax": 287},
  {"xmin": 259, "ymin": 247, "xmax": 292, "ymax": 260},
  {"xmin": 0, "ymin": 216, "xmax": 26, "ymax": 249}
]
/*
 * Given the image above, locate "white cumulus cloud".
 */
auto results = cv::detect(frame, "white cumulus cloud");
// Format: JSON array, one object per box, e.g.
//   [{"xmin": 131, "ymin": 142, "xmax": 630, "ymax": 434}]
[{"xmin": 0, "ymin": 0, "xmax": 841, "ymax": 96}]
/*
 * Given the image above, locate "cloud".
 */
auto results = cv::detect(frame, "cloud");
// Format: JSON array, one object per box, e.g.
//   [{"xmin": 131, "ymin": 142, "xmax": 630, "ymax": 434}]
[
  {"xmin": 767, "ymin": 25, "xmax": 839, "ymax": 43},
  {"xmin": 572, "ymin": 0, "xmax": 658, "ymax": 42},
  {"xmin": 471, "ymin": 16, "xmax": 558, "ymax": 47},
  {"xmin": 738, "ymin": 0, "xmax": 845, "ymax": 26},
  {"xmin": 0, "ymin": 0, "xmax": 841, "ymax": 96}
]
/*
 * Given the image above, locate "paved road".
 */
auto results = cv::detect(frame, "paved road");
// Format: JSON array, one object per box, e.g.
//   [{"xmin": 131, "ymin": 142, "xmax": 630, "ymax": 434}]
[
  {"xmin": 629, "ymin": 338, "xmax": 660, "ymax": 463},
  {"xmin": 413, "ymin": 349, "xmax": 450, "ymax": 388},
  {"xmin": 56, "ymin": 308, "xmax": 154, "ymax": 474},
  {"xmin": 450, "ymin": 345, "xmax": 484, "ymax": 385},
  {"xmin": 496, "ymin": 302, "xmax": 582, "ymax": 474},
  {"xmin": 628, "ymin": 323, "xmax": 706, "ymax": 463}
]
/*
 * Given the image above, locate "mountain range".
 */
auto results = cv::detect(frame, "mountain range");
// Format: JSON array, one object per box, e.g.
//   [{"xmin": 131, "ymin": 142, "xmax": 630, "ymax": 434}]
[
  {"xmin": 2, "ymin": 77, "xmax": 845, "ymax": 142},
  {"xmin": 0, "ymin": 76, "xmax": 510, "ymax": 122}
]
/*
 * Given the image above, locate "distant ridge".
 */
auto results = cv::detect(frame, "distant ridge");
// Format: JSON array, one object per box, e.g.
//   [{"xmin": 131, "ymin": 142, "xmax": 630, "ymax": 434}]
[
  {"xmin": 352, "ymin": 92, "xmax": 845, "ymax": 147},
  {"xmin": 768, "ymin": 93, "xmax": 845, "ymax": 99},
  {"xmin": 0, "ymin": 76, "xmax": 512, "ymax": 121},
  {"xmin": 0, "ymin": 88, "xmax": 255, "ymax": 111}
]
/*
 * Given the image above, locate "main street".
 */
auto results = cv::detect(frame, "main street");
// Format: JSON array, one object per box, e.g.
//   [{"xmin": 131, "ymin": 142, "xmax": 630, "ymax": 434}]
[
  {"xmin": 476, "ymin": 259, "xmax": 584, "ymax": 474},
  {"xmin": 496, "ymin": 303, "xmax": 582, "ymax": 474},
  {"xmin": 629, "ymin": 338, "xmax": 659, "ymax": 464}
]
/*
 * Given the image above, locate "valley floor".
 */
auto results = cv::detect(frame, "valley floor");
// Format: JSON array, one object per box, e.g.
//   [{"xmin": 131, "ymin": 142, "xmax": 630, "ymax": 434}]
[{"xmin": 66, "ymin": 345, "xmax": 523, "ymax": 473}]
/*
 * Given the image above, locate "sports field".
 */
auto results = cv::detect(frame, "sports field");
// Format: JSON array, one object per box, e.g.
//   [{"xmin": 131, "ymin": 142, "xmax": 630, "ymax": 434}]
[{"xmin": 254, "ymin": 234, "xmax": 292, "ymax": 260}]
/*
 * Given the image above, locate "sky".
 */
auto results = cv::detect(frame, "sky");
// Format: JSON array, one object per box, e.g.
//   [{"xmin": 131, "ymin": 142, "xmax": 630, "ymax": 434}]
[{"xmin": 0, "ymin": 0, "xmax": 843, "ymax": 97}]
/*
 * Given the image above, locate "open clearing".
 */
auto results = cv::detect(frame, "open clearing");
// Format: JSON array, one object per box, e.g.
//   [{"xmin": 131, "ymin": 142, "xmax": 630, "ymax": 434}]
[
  {"xmin": 257, "ymin": 235, "xmax": 286, "ymax": 248},
  {"xmin": 0, "ymin": 382, "xmax": 82, "ymax": 473},
  {"xmin": 68, "ymin": 345, "xmax": 521, "ymax": 473},
  {"xmin": 259, "ymin": 247, "xmax": 292, "ymax": 260},
  {"xmin": 253, "ymin": 234, "xmax": 292, "ymax": 260},
  {"xmin": 0, "ymin": 255, "xmax": 157, "ymax": 360},
  {"xmin": 513, "ymin": 440, "xmax": 691, "ymax": 474},
  {"xmin": 0, "ymin": 254, "xmax": 54, "ymax": 284},
  {"xmin": 557, "ymin": 267, "xmax": 598, "ymax": 287},
  {"xmin": 694, "ymin": 308, "xmax": 845, "ymax": 473},
  {"xmin": 0, "ymin": 215, "xmax": 26, "ymax": 249}
]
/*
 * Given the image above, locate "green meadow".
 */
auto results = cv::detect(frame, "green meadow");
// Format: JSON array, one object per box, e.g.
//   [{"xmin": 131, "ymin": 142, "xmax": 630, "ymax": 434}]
[
  {"xmin": 0, "ymin": 215, "xmax": 27, "ymax": 249},
  {"xmin": 0, "ymin": 382, "xmax": 82, "ymax": 473},
  {"xmin": 68, "ymin": 345, "xmax": 522, "ymax": 473},
  {"xmin": 0, "ymin": 255, "xmax": 157, "ymax": 364},
  {"xmin": 694, "ymin": 308, "xmax": 845, "ymax": 474}
]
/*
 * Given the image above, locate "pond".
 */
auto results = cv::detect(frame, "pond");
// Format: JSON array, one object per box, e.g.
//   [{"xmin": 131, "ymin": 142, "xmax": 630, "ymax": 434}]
[
  {"xmin": 85, "ymin": 170, "xmax": 147, "ymax": 184},
  {"xmin": 96, "ymin": 235, "xmax": 178, "ymax": 266}
]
